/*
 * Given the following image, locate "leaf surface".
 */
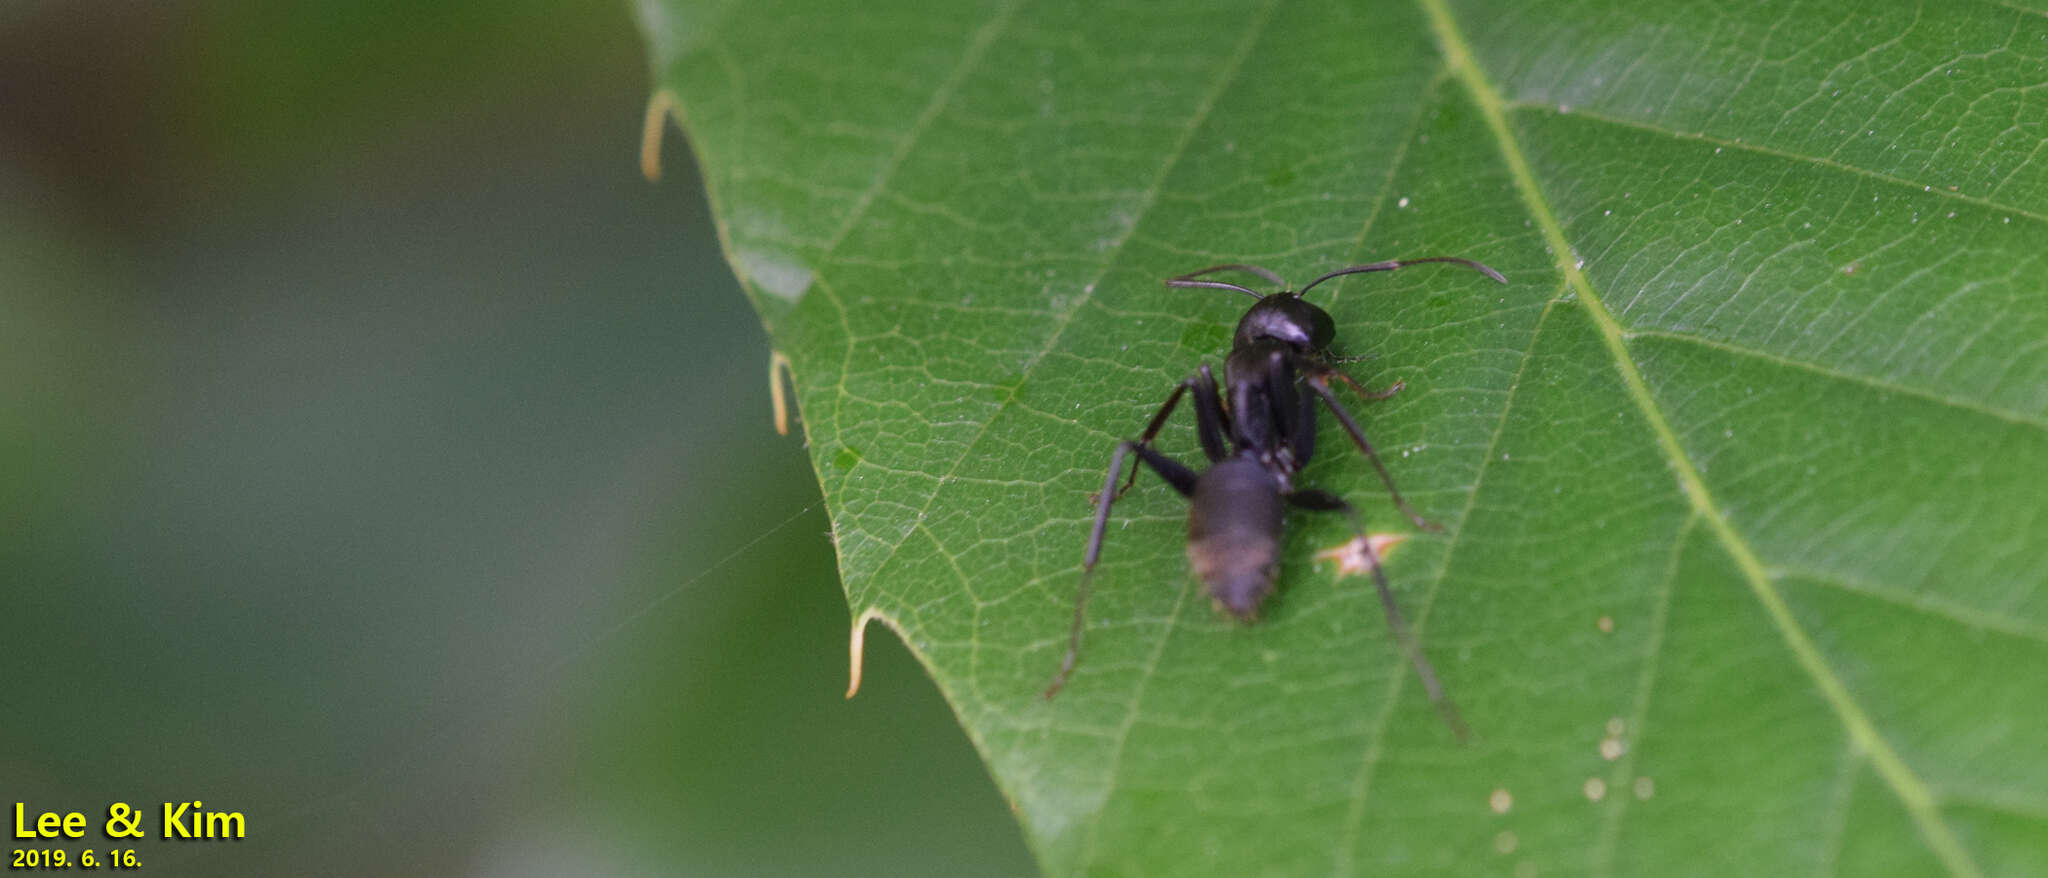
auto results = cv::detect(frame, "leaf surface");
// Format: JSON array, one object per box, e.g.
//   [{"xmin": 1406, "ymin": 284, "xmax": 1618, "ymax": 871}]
[{"xmin": 637, "ymin": 0, "xmax": 2048, "ymax": 874}]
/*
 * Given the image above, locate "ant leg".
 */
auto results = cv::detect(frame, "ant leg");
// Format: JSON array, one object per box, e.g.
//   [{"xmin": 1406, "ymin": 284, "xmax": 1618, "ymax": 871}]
[
  {"xmin": 1328, "ymin": 369, "xmax": 1405, "ymax": 401},
  {"xmin": 1047, "ymin": 442, "xmax": 1198, "ymax": 699},
  {"xmin": 1107, "ymin": 381, "xmax": 1187, "ymax": 499},
  {"xmin": 1112, "ymin": 368, "xmax": 1228, "ymax": 498},
  {"xmin": 1288, "ymin": 361, "xmax": 1318, "ymax": 466},
  {"xmin": 1290, "ymin": 489, "xmax": 1468, "ymax": 741},
  {"xmin": 1302, "ymin": 370, "xmax": 1440, "ymax": 532},
  {"xmin": 1191, "ymin": 364, "xmax": 1229, "ymax": 463}
]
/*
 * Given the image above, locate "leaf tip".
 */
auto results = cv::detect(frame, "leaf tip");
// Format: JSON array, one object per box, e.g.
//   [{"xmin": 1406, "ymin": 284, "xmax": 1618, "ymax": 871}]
[
  {"xmin": 769, "ymin": 350, "xmax": 796, "ymax": 437},
  {"xmin": 845, "ymin": 606, "xmax": 897, "ymax": 699},
  {"xmin": 640, "ymin": 90, "xmax": 678, "ymax": 183}
]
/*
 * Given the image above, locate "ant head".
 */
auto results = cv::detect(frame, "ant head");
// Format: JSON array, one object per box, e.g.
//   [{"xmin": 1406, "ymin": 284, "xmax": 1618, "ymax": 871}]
[{"xmin": 1233, "ymin": 292, "xmax": 1335, "ymax": 351}]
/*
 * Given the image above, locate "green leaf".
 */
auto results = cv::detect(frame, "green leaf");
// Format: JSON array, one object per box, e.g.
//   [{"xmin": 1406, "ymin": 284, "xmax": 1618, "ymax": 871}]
[{"xmin": 636, "ymin": 0, "xmax": 2048, "ymax": 874}]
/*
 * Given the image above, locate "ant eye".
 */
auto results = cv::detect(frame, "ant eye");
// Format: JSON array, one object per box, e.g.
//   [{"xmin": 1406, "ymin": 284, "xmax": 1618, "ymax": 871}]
[{"xmin": 1311, "ymin": 310, "xmax": 1336, "ymax": 348}]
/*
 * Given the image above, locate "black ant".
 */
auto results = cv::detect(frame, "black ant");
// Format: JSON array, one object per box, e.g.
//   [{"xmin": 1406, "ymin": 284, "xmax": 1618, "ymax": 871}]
[{"xmin": 1044, "ymin": 257, "xmax": 1506, "ymax": 739}]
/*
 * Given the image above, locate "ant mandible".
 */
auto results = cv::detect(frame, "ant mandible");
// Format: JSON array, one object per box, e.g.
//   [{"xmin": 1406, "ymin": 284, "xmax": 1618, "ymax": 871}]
[{"xmin": 1044, "ymin": 256, "xmax": 1506, "ymax": 739}]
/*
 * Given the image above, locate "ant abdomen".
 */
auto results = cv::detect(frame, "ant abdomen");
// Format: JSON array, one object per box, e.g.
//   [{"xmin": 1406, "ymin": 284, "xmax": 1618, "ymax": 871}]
[{"xmin": 1186, "ymin": 457, "xmax": 1286, "ymax": 619}]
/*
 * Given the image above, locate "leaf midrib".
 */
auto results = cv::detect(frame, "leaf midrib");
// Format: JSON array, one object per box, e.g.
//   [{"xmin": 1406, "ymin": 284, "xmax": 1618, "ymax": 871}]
[{"xmin": 1420, "ymin": 0, "xmax": 1985, "ymax": 875}]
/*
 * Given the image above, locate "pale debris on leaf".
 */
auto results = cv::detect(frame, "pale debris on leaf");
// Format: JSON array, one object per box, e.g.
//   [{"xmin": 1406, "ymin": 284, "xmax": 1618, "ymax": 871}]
[
  {"xmin": 1314, "ymin": 533, "xmax": 1408, "ymax": 576},
  {"xmin": 1600, "ymin": 737, "xmax": 1626, "ymax": 760}
]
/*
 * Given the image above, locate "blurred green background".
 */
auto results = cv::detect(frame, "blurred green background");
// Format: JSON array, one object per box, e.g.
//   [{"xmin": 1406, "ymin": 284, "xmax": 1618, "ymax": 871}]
[{"xmin": 0, "ymin": 2, "xmax": 1033, "ymax": 875}]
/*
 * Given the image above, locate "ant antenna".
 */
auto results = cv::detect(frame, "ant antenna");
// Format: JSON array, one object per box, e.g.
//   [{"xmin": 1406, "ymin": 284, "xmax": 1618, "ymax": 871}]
[
  {"xmin": 1296, "ymin": 256, "xmax": 1507, "ymax": 298},
  {"xmin": 1172, "ymin": 263, "xmax": 1290, "ymax": 288},
  {"xmin": 1165, "ymin": 278, "xmax": 1262, "ymax": 299}
]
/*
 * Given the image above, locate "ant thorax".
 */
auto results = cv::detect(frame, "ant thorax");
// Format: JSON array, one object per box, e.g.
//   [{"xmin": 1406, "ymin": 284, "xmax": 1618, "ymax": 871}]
[{"xmin": 1261, "ymin": 447, "xmax": 1300, "ymax": 488}]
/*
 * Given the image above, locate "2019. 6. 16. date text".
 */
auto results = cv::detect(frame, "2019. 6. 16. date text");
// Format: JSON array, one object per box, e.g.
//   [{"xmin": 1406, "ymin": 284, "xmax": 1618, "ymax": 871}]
[{"xmin": 11, "ymin": 848, "xmax": 141, "ymax": 870}]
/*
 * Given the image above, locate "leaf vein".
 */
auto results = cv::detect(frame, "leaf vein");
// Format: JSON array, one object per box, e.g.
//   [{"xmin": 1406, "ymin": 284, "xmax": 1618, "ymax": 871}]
[
  {"xmin": 823, "ymin": 1, "xmax": 1021, "ymax": 252},
  {"xmin": 1078, "ymin": 578, "xmax": 1194, "ymax": 871},
  {"xmin": 1816, "ymin": 743, "xmax": 1866, "ymax": 878},
  {"xmin": 1338, "ymin": 293, "xmax": 1562, "ymax": 876},
  {"xmin": 1590, "ymin": 513, "xmax": 1698, "ymax": 878},
  {"xmin": 1625, "ymin": 328, "xmax": 2048, "ymax": 432},
  {"xmin": 1771, "ymin": 563, "xmax": 2048, "ymax": 645},
  {"xmin": 1502, "ymin": 101, "xmax": 2048, "ymax": 226},
  {"xmin": 854, "ymin": 0, "xmax": 1280, "ymax": 588}
]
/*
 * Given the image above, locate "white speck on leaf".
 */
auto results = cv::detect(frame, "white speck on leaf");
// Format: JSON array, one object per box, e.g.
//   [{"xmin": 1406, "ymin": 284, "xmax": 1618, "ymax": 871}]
[{"xmin": 737, "ymin": 249, "xmax": 816, "ymax": 302}]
